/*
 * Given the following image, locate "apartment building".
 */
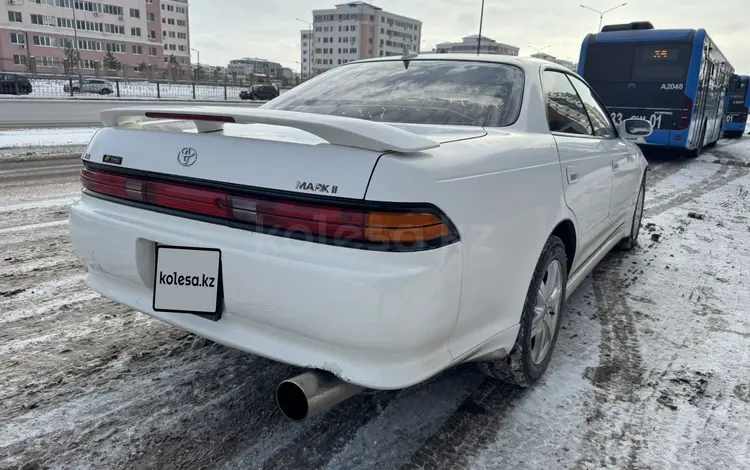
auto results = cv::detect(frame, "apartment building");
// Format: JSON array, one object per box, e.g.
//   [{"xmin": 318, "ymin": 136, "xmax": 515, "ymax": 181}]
[
  {"xmin": 0, "ymin": 0, "xmax": 191, "ymax": 74},
  {"xmin": 302, "ymin": 1, "xmax": 422, "ymax": 76},
  {"xmin": 432, "ymin": 35, "xmax": 519, "ymax": 56},
  {"xmin": 299, "ymin": 29, "xmax": 312, "ymax": 79}
]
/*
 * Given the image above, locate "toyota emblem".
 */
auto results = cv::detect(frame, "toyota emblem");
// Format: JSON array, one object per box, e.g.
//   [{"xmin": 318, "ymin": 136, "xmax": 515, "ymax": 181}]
[{"xmin": 177, "ymin": 147, "xmax": 197, "ymax": 167}]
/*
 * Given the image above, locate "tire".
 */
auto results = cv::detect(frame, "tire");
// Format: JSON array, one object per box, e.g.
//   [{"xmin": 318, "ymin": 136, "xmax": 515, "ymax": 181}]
[
  {"xmin": 100, "ymin": 88, "xmax": 112, "ymax": 95},
  {"xmin": 72, "ymin": 87, "xmax": 80, "ymax": 93},
  {"xmin": 617, "ymin": 173, "xmax": 646, "ymax": 251},
  {"xmin": 478, "ymin": 235, "xmax": 568, "ymax": 387},
  {"xmin": 251, "ymin": 94, "xmax": 257, "ymax": 100},
  {"xmin": 687, "ymin": 121, "xmax": 708, "ymax": 158}
]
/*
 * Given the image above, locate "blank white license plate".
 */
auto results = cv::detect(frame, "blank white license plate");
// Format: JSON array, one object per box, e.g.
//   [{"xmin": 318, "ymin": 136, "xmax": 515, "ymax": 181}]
[{"xmin": 152, "ymin": 246, "xmax": 222, "ymax": 315}]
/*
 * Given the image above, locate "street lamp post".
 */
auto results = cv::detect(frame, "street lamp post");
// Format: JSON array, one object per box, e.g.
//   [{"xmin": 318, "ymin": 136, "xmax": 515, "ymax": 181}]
[
  {"xmin": 580, "ymin": 3, "xmax": 628, "ymax": 32},
  {"xmin": 191, "ymin": 47, "xmax": 200, "ymax": 80},
  {"xmin": 70, "ymin": 3, "xmax": 82, "ymax": 82},
  {"xmin": 476, "ymin": 0, "xmax": 485, "ymax": 55},
  {"xmin": 527, "ymin": 44, "xmax": 552, "ymax": 56},
  {"xmin": 295, "ymin": 18, "xmax": 313, "ymax": 80},
  {"xmin": 294, "ymin": 61, "xmax": 303, "ymax": 85}
]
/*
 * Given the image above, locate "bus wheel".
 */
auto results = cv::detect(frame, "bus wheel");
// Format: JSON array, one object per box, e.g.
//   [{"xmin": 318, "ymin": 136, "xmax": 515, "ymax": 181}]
[
  {"xmin": 687, "ymin": 122, "xmax": 708, "ymax": 158},
  {"xmin": 686, "ymin": 145, "xmax": 703, "ymax": 158}
]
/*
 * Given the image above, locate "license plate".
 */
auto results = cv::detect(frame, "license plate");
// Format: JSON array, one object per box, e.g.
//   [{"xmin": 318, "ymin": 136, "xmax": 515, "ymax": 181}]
[{"xmin": 152, "ymin": 245, "xmax": 222, "ymax": 316}]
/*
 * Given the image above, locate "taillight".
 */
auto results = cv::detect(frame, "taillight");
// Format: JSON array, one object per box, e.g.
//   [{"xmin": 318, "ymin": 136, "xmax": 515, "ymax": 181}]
[
  {"xmin": 680, "ymin": 96, "xmax": 693, "ymax": 130},
  {"xmin": 80, "ymin": 167, "xmax": 458, "ymax": 250}
]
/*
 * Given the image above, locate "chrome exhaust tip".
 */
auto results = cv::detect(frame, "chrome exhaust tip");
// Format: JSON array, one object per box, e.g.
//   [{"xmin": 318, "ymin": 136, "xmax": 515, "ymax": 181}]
[{"xmin": 276, "ymin": 370, "xmax": 364, "ymax": 421}]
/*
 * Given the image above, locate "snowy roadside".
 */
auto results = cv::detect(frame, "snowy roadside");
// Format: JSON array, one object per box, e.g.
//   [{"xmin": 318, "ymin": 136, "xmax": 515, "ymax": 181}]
[{"xmin": 0, "ymin": 127, "xmax": 97, "ymax": 164}]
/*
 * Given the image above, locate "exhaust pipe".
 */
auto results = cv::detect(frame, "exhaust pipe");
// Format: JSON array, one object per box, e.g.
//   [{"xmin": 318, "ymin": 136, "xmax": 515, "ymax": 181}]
[{"xmin": 276, "ymin": 370, "xmax": 364, "ymax": 421}]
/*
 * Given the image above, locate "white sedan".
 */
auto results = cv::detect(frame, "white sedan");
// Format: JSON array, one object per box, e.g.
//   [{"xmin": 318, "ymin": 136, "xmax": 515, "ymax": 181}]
[{"xmin": 68, "ymin": 55, "xmax": 652, "ymax": 421}]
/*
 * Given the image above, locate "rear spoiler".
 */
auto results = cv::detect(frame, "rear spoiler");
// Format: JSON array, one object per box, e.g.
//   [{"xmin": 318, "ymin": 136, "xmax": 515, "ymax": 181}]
[{"xmin": 100, "ymin": 106, "xmax": 440, "ymax": 153}]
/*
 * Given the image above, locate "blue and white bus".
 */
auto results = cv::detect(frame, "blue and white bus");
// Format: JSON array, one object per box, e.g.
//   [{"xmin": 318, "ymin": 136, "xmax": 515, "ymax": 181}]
[
  {"xmin": 723, "ymin": 75, "xmax": 749, "ymax": 138},
  {"xmin": 578, "ymin": 22, "xmax": 734, "ymax": 157}
]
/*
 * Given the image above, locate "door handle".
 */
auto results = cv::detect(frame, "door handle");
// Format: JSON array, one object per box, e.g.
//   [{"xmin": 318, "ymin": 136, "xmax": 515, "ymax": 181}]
[{"xmin": 566, "ymin": 166, "xmax": 579, "ymax": 184}]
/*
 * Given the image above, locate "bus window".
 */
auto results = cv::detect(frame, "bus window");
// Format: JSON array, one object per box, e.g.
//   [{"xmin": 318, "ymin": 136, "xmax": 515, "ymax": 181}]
[
  {"xmin": 583, "ymin": 43, "xmax": 634, "ymax": 82},
  {"xmin": 631, "ymin": 44, "xmax": 691, "ymax": 82},
  {"xmin": 729, "ymin": 79, "xmax": 748, "ymax": 99}
]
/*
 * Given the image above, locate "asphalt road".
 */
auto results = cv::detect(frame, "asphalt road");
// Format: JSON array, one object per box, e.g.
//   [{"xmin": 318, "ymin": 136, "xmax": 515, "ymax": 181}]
[
  {"xmin": 2, "ymin": 140, "xmax": 750, "ymax": 469},
  {"xmin": 0, "ymin": 99, "xmax": 264, "ymax": 129}
]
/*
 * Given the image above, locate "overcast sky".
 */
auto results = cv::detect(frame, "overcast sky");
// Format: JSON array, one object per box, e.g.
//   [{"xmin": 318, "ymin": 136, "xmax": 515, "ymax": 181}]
[{"xmin": 188, "ymin": 0, "xmax": 748, "ymax": 73}]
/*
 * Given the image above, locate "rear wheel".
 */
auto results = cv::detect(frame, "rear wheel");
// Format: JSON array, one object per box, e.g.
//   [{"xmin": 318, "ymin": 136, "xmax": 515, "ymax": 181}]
[
  {"xmin": 479, "ymin": 235, "xmax": 567, "ymax": 387},
  {"xmin": 617, "ymin": 173, "xmax": 646, "ymax": 251},
  {"xmin": 687, "ymin": 121, "xmax": 708, "ymax": 158}
]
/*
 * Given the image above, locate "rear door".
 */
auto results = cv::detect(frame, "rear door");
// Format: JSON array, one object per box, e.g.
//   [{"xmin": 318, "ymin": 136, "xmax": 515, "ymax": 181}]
[
  {"xmin": 542, "ymin": 70, "xmax": 613, "ymax": 266},
  {"xmin": 568, "ymin": 73, "xmax": 638, "ymax": 223}
]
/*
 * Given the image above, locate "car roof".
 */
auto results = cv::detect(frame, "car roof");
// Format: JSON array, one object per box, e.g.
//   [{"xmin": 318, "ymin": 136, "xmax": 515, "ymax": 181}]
[{"xmin": 348, "ymin": 54, "xmax": 573, "ymax": 75}]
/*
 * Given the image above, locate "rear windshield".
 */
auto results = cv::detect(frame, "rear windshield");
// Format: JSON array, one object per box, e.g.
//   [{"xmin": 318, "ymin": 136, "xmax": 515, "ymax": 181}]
[
  {"xmin": 584, "ymin": 42, "xmax": 691, "ymax": 83},
  {"xmin": 263, "ymin": 60, "xmax": 525, "ymax": 127}
]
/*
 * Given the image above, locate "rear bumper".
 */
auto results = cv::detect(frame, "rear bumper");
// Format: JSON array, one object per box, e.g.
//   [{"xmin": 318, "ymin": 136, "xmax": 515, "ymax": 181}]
[
  {"xmin": 724, "ymin": 122, "xmax": 747, "ymax": 132},
  {"xmin": 69, "ymin": 194, "xmax": 464, "ymax": 390},
  {"xmin": 642, "ymin": 129, "xmax": 689, "ymax": 148}
]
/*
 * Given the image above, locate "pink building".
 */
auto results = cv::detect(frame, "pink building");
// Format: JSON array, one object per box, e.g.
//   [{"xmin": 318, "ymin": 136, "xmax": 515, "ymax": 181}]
[
  {"xmin": 301, "ymin": 2, "xmax": 422, "ymax": 77},
  {"xmin": 0, "ymin": 0, "xmax": 191, "ymax": 74}
]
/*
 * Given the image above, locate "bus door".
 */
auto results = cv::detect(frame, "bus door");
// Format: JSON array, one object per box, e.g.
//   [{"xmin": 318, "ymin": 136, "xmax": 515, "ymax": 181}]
[{"xmin": 690, "ymin": 45, "xmax": 712, "ymax": 149}]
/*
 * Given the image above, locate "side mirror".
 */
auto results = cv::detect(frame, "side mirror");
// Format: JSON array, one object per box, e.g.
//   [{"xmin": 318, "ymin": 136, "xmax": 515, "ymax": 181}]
[{"xmin": 619, "ymin": 118, "xmax": 653, "ymax": 140}]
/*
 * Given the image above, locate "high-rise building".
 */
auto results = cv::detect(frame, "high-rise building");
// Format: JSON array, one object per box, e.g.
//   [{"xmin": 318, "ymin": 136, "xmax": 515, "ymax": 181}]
[
  {"xmin": 0, "ymin": 0, "xmax": 191, "ymax": 73},
  {"xmin": 431, "ymin": 35, "xmax": 519, "ymax": 56},
  {"xmin": 299, "ymin": 28, "xmax": 312, "ymax": 80},
  {"xmin": 302, "ymin": 1, "xmax": 422, "ymax": 76}
]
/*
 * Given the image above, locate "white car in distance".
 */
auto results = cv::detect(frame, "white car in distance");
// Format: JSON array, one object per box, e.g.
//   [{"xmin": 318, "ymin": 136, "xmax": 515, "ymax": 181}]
[{"xmin": 68, "ymin": 55, "xmax": 652, "ymax": 421}]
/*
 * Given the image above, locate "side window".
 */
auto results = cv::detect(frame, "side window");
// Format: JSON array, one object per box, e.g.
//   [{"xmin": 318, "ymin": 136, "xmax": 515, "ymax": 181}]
[
  {"xmin": 542, "ymin": 70, "xmax": 592, "ymax": 136},
  {"xmin": 567, "ymin": 75, "xmax": 617, "ymax": 138}
]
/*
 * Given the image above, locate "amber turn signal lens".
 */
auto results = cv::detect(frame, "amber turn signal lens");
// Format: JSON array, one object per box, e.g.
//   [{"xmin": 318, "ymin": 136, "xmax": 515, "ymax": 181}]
[{"xmin": 365, "ymin": 212, "xmax": 451, "ymax": 243}]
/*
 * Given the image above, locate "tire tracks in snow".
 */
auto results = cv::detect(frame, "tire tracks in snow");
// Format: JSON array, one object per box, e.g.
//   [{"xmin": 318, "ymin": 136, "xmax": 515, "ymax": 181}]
[
  {"xmin": 573, "ymin": 253, "xmax": 649, "ymax": 469},
  {"xmin": 645, "ymin": 163, "xmax": 749, "ymax": 217}
]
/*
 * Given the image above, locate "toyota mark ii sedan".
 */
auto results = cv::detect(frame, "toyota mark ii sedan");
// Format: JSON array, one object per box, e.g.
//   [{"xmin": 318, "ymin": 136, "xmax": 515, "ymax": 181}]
[{"xmin": 68, "ymin": 55, "xmax": 653, "ymax": 420}]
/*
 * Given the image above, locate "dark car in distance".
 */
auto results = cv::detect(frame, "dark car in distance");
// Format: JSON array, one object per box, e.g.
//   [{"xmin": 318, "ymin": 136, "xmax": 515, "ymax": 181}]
[
  {"xmin": 0, "ymin": 73, "xmax": 33, "ymax": 95},
  {"xmin": 239, "ymin": 84, "xmax": 279, "ymax": 101}
]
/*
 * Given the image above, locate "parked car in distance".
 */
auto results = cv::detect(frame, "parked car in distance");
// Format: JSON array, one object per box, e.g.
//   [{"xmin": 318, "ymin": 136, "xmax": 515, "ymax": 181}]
[
  {"xmin": 0, "ymin": 72, "xmax": 33, "ymax": 95},
  {"xmin": 239, "ymin": 84, "xmax": 279, "ymax": 100},
  {"xmin": 69, "ymin": 55, "xmax": 653, "ymax": 422},
  {"xmin": 63, "ymin": 78, "xmax": 114, "ymax": 95}
]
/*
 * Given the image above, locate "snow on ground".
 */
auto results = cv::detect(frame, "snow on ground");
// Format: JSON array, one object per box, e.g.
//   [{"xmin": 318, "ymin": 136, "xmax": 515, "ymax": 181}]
[
  {"xmin": 0, "ymin": 136, "xmax": 749, "ymax": 469},
  {"xmin": 0, "ymin": 127, "xmax": 98, "ymax": 150}
]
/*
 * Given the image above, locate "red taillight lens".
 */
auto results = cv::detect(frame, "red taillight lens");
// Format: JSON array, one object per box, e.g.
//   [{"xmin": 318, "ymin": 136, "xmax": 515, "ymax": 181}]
[
  {"xmin": 680, "ymin": 96, "xmax": 693, "ymax": 130},
  {"xmin": 80, "ymin": 168, "xmax": 457, "ymax": 248},
  {"xmin": 146, "ymin": 182, "xmax": 229, "ymax": 218}
]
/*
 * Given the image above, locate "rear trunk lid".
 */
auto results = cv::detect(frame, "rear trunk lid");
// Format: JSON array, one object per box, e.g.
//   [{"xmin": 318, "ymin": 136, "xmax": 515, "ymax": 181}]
[{"xmin": 85, "ymin": 107, "xmax": 486, "ymax": 199}]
